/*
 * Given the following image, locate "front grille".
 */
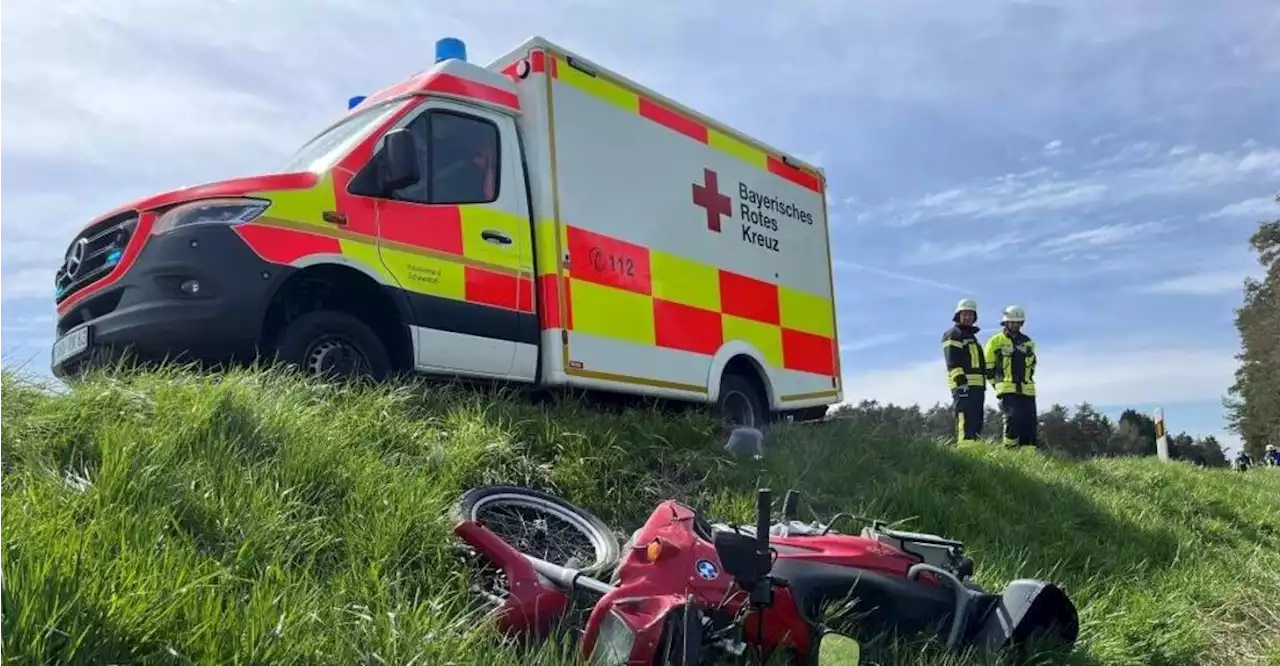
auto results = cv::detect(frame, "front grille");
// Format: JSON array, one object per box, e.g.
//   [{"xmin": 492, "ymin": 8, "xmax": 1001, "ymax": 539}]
[{"xmin": 54, "ymin": 211, "xmax": 139, "ymax": 304}]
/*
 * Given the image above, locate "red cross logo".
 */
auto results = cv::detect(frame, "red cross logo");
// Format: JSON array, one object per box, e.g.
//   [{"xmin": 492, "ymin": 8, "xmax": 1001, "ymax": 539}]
[{"xmin": 691, "ymin": 168, "xmax": 732, "ymax": 233}]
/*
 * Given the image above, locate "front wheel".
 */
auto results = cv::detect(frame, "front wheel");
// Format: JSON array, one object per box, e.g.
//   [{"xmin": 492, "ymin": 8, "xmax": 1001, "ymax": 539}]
[
  {"xmin": 272, "ymin": 310, "xmax": 391, "ymax": 381},
  {"xmin": 454, "ymin": 485, "xmax": 621, "ymax": 576}
]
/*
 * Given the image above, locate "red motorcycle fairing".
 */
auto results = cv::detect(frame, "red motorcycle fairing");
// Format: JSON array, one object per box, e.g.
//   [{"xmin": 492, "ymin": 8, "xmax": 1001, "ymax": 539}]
[
  {"xmin": 582, "ymin": 500, "xmax": 902, "ymax": 664},
  {"xmin": 453, "ymin": 520, "xmax": 570, "ymax": 637},
  {"xmin": 581, "ymin": 500, "xmax": 727, "ymax": 661}
]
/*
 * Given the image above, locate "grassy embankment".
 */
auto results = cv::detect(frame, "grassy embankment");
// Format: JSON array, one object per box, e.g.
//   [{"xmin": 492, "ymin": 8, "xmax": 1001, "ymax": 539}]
[{"xmin": 2, "ymin": 367, "xmax": 1278, "ymax": 665}]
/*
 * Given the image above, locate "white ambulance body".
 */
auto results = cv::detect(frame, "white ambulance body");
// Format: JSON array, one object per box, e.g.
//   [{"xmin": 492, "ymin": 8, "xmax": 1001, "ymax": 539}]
[
  {"xmin": 488, "ymin": 37, "xmax": 842, "ymax": 420},
  {"xmin": 50, "ymin": 35, "xmax": 842, "ymax": 426}
]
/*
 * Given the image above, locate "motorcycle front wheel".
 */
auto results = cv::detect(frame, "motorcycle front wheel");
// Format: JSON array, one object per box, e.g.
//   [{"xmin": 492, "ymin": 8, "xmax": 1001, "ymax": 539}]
[{"xmin": 454, "ymin": 484, "xmax": 622, "ymax": 577}]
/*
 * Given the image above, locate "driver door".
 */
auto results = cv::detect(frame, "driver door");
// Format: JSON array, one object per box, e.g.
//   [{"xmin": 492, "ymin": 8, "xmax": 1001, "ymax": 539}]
[{"xmin": 363, "ymin": 98, "xmax": 535, "ymax": 378}]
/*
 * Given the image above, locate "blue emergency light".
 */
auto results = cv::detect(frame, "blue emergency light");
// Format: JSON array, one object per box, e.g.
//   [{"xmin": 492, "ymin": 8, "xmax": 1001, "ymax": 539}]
[
  {"xmin": 435, "ymin": 37, "xmax": 467, "ymax": 63},
  {"xmin": 348, "ymin": 95, "xmax": 367, "ymax": 110}
]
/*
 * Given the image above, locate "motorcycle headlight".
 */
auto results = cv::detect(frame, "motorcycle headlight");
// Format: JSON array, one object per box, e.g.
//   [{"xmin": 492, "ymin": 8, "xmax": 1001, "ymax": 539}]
[
  {"xmin": 590, "ymin": 609, "xmax": 636, "ymax": 666},
  {"xmin": 151, "ymin": 197, "xmax": 270, "ymax": 235}
]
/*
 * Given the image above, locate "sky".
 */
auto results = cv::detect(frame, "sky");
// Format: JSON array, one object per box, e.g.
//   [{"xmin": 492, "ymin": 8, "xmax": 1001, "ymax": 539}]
[{"xmin": 3, "ymin": 0, "xmax": 1278, "ymax": 452}]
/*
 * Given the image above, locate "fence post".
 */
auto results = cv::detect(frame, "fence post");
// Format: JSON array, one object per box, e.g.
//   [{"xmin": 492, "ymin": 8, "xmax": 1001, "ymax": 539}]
[{"xmin": 1154, "ymin": 408, "xmax": 1170, "ymax": 461}]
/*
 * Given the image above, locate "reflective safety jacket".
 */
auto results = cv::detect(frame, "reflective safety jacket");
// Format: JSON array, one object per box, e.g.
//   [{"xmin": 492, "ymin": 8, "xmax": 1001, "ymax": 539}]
[
  {"xmin": 942, "ymin": 324, "xmax": 987, "ymax": 391},
  {"xmin": 985, "ymin": 329, "xmax": 1036, "ymax": 396}
]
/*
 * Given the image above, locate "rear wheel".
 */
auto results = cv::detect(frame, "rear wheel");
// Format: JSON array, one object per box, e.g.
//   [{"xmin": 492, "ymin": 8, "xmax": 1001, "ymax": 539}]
[
  {"xmin": 454, "ymin": 485, "xmax": 620, "ymax": 576},
  {"xmin": 273, "ymin": 310, "xmax": 391, "ymax": 381},
  {"xmin": 717, "ymin": 372, "xmax": 768, "ymax": 429}
]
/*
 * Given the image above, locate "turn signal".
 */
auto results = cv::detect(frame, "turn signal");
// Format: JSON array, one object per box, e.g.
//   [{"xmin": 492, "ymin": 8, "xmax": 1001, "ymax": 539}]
[{"xmin": 646, "ymin": 540, "xmax": 663, "ymax": 562}]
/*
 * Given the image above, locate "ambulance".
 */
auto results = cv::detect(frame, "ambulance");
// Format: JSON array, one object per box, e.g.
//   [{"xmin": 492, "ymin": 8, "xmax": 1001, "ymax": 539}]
[{"xmin": 50, "ymin": 36, "xmax": 842, "ymax": 426}]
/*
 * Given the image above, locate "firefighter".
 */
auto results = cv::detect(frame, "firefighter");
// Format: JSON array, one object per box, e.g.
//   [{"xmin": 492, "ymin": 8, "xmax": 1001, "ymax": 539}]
[
  {"xmin": 1265, "ymin": 444, "xmax": 1280, "ymax": 467},
  {"xmin": 942, "ymin": 298, "xmax": 988, "ymax": 444},
  {"xmin": 985, "ymin": 305, "xmax": 1037, "ymax": 447}
]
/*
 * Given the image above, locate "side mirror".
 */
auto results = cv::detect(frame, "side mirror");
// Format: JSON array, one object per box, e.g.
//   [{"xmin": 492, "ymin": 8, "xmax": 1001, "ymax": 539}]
[
  {"xmin": 816, "ymin": 631, "xmax": 862, "ymax": 665},
  {"xmin": 379, "ymin": 128, "xmax": 421, "ymax": 192},
  {"xmin": 712, "ymin": 529, "xmax": 770, "ymax": 583}
]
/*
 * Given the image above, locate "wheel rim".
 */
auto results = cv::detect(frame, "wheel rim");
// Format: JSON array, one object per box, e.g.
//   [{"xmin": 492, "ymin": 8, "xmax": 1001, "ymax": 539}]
[
  {"xmin": 467, "ymin": 492, "xmax": 613, "ymax": 570},
  {"xmin": 303, "ymin": 336, "xmax": 370, "ymax": 378},
  {"xmin": 721, "ymin": 390, "xmax": 756, "ymax": 428}
]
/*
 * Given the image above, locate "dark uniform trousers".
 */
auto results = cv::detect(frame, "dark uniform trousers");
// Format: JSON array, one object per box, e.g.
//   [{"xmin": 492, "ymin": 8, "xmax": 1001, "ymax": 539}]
[
  {"xmin": 954, "ymin": 388, "xmax": 986, "ymax": 441},
  {"xmin": 999, "ymin": 393, "xmax": 1037, "ymax": 447}
]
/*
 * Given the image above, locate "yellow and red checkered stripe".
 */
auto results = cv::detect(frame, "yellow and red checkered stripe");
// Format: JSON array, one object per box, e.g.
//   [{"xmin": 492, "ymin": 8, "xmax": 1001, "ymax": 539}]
[
  {"xmin": 233, "ymin": 171, "xmax": 536, "ymax": 320},
  {"xmin": 509, "ymin": 49, "xmax": 836, "ymax": 377},
  {"xmin": 534, "ymin": 223, "xmax": 837, "ymax": 377},
  {"xmin": 503, "ymin": 51, "xmax": 824, "ymax": 194}
]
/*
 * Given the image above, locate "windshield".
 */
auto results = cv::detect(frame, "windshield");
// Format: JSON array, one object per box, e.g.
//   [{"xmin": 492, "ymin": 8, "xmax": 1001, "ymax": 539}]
[{"xmin": 280, "ymin": 99, "xmax": 412, "ymax": 173}]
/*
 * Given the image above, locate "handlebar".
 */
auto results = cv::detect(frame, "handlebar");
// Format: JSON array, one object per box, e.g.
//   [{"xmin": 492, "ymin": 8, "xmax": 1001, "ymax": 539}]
[{"xmin": 755, "ymin": 488, "xmax": 772, "ymax": 555}]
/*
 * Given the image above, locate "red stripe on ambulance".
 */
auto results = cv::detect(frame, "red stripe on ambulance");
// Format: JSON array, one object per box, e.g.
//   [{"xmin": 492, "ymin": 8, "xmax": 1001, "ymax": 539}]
[
  {"xmin": 567, "ymin": 226, "xmax": 652, "ymax": 295},
  {"xmin": 782, "ymin": 328, "xmax": 836, "ymax": 376},
  {"xmin": 537, "ymin": 275, "xmax": 562, "ymax": 328},
  {"xmin": 424, "ymin": 73, "xmax": 521, "ymax": 111},
  {"xmin": 235, "ymin": 224, "xmax": 342, "ymax": 265},
  {"xmin": 718, "ymin": 270, "xmax": 780, "ymax": 325},
  {"xmin": 465, "ymin": 267, "xmax": 522, "ymax": 310},
  {"xmin": 377, "ymin": 205, "xmax": 465, "ymax": 255},
  {"xmin": 654, "ymin": 300, "xmax": 723, "ymax": 356},
  {"xmin": 767, "ymin": 156, "xmax": 823, "ymax": 194},
  {"xmin": 638, "ymin": 99, "xmax": 708, "ymax": 143}
]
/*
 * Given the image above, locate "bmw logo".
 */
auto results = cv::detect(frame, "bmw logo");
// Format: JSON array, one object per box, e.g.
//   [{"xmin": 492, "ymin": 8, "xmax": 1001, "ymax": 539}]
[{"xmin": 695, "ymin": 559, "xmax": 719, "ymax": 581}]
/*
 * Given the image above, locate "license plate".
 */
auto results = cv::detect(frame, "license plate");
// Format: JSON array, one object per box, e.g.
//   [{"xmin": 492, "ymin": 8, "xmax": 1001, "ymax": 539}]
[{"xmin": 52, "ymin": 326, "xmax": 91, "ymax": 367}]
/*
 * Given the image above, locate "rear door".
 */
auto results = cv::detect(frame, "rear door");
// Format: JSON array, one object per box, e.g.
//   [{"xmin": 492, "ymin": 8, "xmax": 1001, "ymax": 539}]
[{"xmin": 359, "ymin": 98, "xmax": 536, "ymax": 378}]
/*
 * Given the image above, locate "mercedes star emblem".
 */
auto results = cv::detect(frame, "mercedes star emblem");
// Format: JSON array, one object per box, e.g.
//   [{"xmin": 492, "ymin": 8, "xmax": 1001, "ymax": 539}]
[{"xmin": 64, "ymin": 238, "xmax": 89, "ymax": 279}]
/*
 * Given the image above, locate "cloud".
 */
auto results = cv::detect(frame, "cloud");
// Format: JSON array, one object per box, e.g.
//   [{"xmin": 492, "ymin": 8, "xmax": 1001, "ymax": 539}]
[
  {"xmin": 859, "ymin": 145, "xmax": 1280, "ymax": 227},
  {"xmin": 841, "ymin": 344, "xmax": 1240, "ymax": 410},
  {"xmin": 899, "ymin": 233, "xmax": 1027, "ymax": 267},
  {"xmin": 1134, "ymin": 268, "xmax": 1256, "ymax": 296},
  {"xmin": 833, "ymin": 260, "xmax": 971, "ymax": 295},
  {"xmin": 1, "ymin": 313, "xmax": 56, "ymax": 335},
  {"xmin": 0, "ymin": 270, "xmax": 59, "ymax": 301},
  {"xmin": 858, "ymin": 173, "xmax": 1109, "ymax": 226},
  {"xmin": 1035, "ymin": 222, "xmax": 1160, "ymax": 254},
  {"xmin": 840, "ymin": 333, "xmax": 908, "ymax": 353},
  {"xmin": 1204, "ymin": 195, "xmax": 1279, "ymax": 221}
]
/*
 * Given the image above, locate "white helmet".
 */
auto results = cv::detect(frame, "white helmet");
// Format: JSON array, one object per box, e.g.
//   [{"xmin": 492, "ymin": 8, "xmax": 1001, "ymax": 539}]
[
  {"xmin": 954, "ymin": 298, "xmax": 978, "ymax": 316},
  {"xmin": 1002, "ymin": 305, "xmax": 1026, "ymax": 323},
  {"xmin": 1267, "ymin": 444, "xmax": 1276, "ymax": 452}
]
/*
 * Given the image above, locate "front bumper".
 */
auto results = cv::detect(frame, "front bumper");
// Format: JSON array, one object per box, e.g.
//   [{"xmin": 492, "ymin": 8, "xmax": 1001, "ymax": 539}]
[{"xmin": 52, "ymin": 223, "xmax": 292, "ymax": 378}]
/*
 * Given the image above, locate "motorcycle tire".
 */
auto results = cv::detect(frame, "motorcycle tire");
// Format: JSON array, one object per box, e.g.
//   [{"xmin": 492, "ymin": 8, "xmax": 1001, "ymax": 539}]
[{"xmin": 453, "ymin": 484, "xmax": 622, "ymax": 577}]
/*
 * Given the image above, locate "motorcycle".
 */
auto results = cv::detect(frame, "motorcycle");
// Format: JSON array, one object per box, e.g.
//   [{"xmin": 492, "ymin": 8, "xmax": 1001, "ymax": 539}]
[{"xmin": 451, "ymin": 461, "xmax": 1079, "ymax": 664}]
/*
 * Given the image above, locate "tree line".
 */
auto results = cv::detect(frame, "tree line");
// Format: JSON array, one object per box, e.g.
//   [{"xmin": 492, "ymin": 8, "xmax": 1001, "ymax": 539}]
[
  {"xmin": 1226, "ymin": 195, "xmax": 1280, "ymax": 459},
  {"xmin": 828, "ymin": 400, "xmax": 1228, "ymax": 466}
]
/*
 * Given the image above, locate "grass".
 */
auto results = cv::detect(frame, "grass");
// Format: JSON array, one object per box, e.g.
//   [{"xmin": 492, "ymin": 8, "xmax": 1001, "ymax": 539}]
[{"xmin": 2, "ymin": 366, "xmax": 1279, "ymax": 666}]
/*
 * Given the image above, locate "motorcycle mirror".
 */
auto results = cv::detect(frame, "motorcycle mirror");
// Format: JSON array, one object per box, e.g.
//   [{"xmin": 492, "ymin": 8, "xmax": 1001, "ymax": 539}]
[
  {"xmin": 816, "ymin": 631, "xmax": 862, "ymax": 665},
  {"xmin": 724, "ymin": 426, "xmax": 764, "ymax": 459}
]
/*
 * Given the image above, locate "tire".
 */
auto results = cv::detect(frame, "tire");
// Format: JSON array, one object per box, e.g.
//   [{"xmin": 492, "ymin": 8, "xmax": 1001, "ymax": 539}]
[
  {"xmin": 454, "ymin": 484, "xmax": 621, "ymax": 576},
  {"xmin": 273, "ymin": 310, "xmax": 392, "ymax": 381},
  {"xmin": 716, "ymin": 372, "xmax": 768, "ymax": 429}
]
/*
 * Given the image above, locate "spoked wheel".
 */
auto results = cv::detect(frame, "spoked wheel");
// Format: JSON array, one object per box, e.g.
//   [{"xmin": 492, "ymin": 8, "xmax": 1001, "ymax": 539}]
[{"xmin": 455, "ymin": 485, "xmax": 621, "ymax": 577}]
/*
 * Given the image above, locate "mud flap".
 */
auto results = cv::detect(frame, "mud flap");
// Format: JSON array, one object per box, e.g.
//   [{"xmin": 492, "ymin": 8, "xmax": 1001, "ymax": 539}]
[{"xmin": 970, "ymin": 579, "xmax": 1079, "ymax": 651}]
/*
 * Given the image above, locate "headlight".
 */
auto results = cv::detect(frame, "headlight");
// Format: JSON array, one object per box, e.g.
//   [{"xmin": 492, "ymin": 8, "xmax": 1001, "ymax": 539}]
[
  {"xmin": 151, "ymin": 197, "xmax": 269, "ymax": 235},
  {"xmin": 590, "ymin": 609, "xmax": 636, "ymax": 666}
]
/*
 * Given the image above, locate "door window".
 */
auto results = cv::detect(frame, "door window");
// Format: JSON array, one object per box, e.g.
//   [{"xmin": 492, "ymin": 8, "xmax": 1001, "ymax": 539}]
[{"xmin": 386, "ymin": 109, "xmax": 501, "ymax": 205}]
